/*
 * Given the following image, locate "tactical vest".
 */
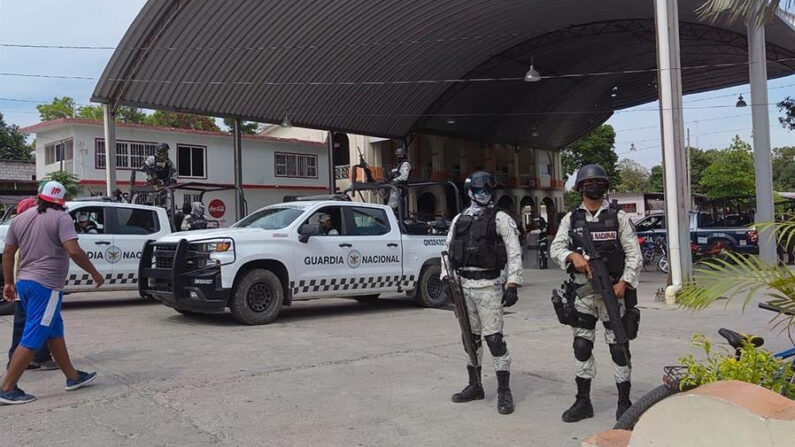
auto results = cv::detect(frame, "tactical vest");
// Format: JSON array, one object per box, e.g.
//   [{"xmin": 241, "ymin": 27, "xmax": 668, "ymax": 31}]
[
  {"xmin": 391, "ymin": 160, "xmax": 411, "ymax": 183},
  {"xmin": 155, "ymin": 161, "xmax": 175, "ymax": 183},
  {"xmin": 568, "ymin": 206, "xmax": 625, "ymax": 281},
  {"xmin": 449, "ymin": 208, "xmax": 508, "ymax": 270}
]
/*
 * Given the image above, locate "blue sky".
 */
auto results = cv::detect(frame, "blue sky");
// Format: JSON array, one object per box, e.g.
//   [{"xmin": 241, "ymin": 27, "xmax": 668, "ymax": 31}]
[{"xmin": 1, "ymin": 0, "xmax": 792, "ymax": 170}]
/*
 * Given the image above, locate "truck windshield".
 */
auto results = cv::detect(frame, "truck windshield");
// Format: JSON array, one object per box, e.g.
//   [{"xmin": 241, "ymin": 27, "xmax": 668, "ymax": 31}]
[{"xmin": 234, "ymin": 207, "xmax": 304, "ymax": 230}]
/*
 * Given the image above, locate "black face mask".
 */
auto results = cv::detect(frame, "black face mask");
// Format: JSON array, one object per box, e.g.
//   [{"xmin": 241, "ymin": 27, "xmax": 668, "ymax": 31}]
[{"xmin": 582, "ymin": 184, "xmax": 607, "ymax": 200}]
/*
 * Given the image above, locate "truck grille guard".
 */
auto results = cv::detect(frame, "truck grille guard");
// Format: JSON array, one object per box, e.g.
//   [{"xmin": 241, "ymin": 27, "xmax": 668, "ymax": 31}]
[{"xmin": 139, "ymin": 238, "xmax": 236, "ymax": 297}]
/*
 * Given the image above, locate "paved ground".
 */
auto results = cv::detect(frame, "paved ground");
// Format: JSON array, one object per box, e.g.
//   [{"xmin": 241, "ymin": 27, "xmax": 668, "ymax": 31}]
[{"xmin": 1, "ymin": 267, "xmax": 791, "ymax": 447}]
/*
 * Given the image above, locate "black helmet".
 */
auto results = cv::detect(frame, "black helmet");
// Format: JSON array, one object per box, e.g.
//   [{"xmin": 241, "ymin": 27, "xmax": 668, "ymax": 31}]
[
  {"xmin": 156, "ymin": 143, "xmax": 169, "ymax": 159},
  {"xmin": 395, "ymin": 146, "xmax": 407, "ymax": 157},
  {"xmin": 574, "ymin": 164, "xmax": 609, "ymax": 190},
  {"xmin": 464, "ymin": 170, "xmax": 497, "ymax": 192}
]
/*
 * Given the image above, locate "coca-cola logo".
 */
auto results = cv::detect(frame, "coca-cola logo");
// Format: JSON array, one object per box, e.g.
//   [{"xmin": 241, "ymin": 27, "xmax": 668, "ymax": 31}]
[{"xmin": 208, "ymin": 199, "xmax": 226, "ymax": 218}]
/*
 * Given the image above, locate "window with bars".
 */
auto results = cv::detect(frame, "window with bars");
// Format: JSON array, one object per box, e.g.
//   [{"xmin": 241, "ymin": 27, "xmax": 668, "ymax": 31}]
[
  {"xmin": 44, "ymin": 138, "xmax": 73, "ymax": 165},
  {"xmin": 274, "ymin": 152, "xmax": 318, "ymax": 178},
  {"xmin": 95, "ymin": 139, "xmax": 157, "ymax": 170}
]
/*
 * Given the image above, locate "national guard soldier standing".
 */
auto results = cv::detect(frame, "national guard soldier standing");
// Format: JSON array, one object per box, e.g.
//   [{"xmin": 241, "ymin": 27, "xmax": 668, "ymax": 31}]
[
  {"xmin": 440, "ymin": 171, "xmax": 523, "ymax": 415},
  {"xmin": 550, "ymin": 164, "xmax": 642, "ymax": 422},
  {"xmin": 386, "ymin": 146, "xmax": 411, "ymax": 215},
  {"xmin": 181, "ymin": 202, "xmax": 208, "ymax": 231}
]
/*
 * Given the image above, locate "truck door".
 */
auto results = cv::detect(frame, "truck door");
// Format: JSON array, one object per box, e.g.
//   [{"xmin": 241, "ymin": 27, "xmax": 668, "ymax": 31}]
[
  {"xmin": 106, "ymin": 205, "xmax": 168, "ymax": 288},
  {"xmin": 291, "ymin": 206, "xmax": 350, "ymax": 298},
  {"xmin": 339, "ymin": 205, "xmax": 402, "ymax": 294},
  {"xmin": 68, "ymin": 206, "xmax": 114, "ymax": 291}
]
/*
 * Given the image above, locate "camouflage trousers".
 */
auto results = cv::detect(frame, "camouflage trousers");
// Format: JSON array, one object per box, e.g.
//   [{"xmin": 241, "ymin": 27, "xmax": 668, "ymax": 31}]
[
  {"xmin": 572, "ymin": 292, "xmax": 631, "ymax": 383},
  {"xmin": 463, "ymin": 284, "xmax": 511, "ymax": 372}
]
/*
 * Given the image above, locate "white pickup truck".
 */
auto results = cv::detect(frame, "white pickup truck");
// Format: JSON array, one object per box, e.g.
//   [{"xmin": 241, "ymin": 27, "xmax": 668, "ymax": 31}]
[
  {"xmin": 0, "ymin": 200, "xmax": 171, "ymax": 315},
  {"xmin": 139, "ymin": 197, "xmax": 452, "ymax": 324}
]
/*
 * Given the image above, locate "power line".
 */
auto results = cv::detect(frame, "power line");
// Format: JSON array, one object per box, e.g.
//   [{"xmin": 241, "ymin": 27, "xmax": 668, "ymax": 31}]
[{"xmin": 1, "ymin": 58, "xmax": 792, "ymax": 86}]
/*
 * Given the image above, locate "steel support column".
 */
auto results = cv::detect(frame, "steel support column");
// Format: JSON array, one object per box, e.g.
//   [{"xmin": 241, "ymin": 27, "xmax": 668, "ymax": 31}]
[
  {"xmin": 232, "ymin": 119, "xmax": 243, "ymax": 221},
  {"xmin": 654, "ymin": 0, "xmax": 692, "ymax": 299},
  {"xmin": 748, "ymin": 16, "xmax": 776, "ymax": 263},
  {"xmin": 327, "ymin": 131, "xmax": 335, "ymax": 193},
  {"xmin": 102, "ymin": 104, "xmax": 117, "ymax": 196}
]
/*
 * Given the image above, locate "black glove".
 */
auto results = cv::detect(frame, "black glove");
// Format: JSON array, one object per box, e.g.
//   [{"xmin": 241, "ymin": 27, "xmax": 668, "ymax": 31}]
[{"xmin": 502, "ymin": 287, "xmax": 518, "ymax": 307}]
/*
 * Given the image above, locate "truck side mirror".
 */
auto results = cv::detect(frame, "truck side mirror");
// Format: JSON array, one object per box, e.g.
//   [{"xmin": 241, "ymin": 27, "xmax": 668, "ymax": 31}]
[{"xmin": 298, "ymin": 224, "xmax": 320, "ymax": 243}]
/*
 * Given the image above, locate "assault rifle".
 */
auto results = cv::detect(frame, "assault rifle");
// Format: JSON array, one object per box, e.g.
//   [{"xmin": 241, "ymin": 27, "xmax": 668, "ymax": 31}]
[
  {"xmin": 355, "ymin": 146, "xmax": 375, "ymax": 184},
  {"xmin": 441, "ymin": 251, "xmax": 478, "ymax": 367},
  {"xmin": 580, "ymin": 223, "xmax": 632, "ymax": 367}
]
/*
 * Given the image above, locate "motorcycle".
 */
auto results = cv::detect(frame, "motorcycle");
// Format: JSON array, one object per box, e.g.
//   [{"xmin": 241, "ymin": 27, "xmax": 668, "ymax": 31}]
[{"xmin": 639, "ymin": 235, "xmax": 668, "ymax": 273}]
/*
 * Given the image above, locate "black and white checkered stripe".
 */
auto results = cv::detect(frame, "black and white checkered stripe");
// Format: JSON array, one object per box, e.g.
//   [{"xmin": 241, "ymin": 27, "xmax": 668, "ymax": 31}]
[
  {"xmin": 66, "ymin": 273, "xmax": 137, "ymax": 286},
  {"xmin": 290, "ymin": 275, "xmax": 416, "ymax": 295}
]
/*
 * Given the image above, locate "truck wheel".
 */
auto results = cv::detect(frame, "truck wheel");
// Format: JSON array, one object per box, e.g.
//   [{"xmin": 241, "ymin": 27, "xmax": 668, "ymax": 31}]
[
  {"xmin": 415, "ymin": 264, "xmax": 448, "ymax": 308},
  {"xmin": 0, "ymin": 300, "xmax": 14, "ymax": 316},
  {"xmin": 230, "ymin": 269, "xmax": 283, "ymax": 325},
  {"xmin": 354, "ymin": 294, "xmax": 380, "ymax": 303}
]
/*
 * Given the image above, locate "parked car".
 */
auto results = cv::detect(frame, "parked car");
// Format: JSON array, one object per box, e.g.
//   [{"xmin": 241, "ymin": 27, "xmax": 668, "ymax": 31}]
[{"xmin": 634, "ymin": 211, "xmax": 758, "ymax": 255}]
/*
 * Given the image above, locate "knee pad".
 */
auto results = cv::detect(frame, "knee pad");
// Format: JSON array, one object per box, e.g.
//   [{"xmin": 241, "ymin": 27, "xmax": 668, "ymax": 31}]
[
  {"xmin": 484, "ymin": 333, "xmax": 507, "ymax": 357},
  {"xmin": 573, "ymin": 337, "xmax": 593, "ymax": 362},
  {"xmin": 609, "ymin": 342, "xmax": 631, "ymax": 367}
]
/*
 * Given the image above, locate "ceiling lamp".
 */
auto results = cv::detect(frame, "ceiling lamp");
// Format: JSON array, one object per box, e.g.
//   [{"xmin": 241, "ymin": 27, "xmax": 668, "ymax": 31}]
[
  {"xmin": 524, "ymin": 58, "xmax": 541, "ymax": 83},
  {"xmin": 446, "ymin": 118, "xmax": 456, "ymax": 125},
  {"xmin": 630, "ymin": 143, "xmax": 636, "ymax": 152},
  {"xmin": 735, "ymin": 95, "xmax": 747, "ymax": 108},
  {"xmin": 281, "ymin": 114, "xmax": 292, "ymax": 127}
]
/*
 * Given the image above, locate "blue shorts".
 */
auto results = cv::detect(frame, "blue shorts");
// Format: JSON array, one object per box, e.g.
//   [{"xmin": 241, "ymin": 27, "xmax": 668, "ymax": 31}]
[{"xmin": 17, "ymin": 280, "xmax": 65, "ymax": 350}]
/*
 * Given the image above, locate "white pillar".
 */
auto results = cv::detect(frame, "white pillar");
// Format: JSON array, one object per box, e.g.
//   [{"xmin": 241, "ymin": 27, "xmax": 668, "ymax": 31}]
[
  {"xmin": 654, "ymin": 0, "xmax": 692, "ymax": 292},
  {"xmin": 748, "ymin": 17, "xmax": 776, "ymax": 263},
  {"xmin": 102, "ymin": 104, "xmax": 117, "ymax": 196}
]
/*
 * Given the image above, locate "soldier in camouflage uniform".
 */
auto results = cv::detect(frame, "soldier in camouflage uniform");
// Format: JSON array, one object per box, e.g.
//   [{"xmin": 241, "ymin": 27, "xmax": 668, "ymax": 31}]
[
  {"xmin": 440, "ymin": 171, "xmax": 523, "ymax": 415},
  {"xmin": 550, "ymin": 164, "xmax": 642, "ymax": 422}
]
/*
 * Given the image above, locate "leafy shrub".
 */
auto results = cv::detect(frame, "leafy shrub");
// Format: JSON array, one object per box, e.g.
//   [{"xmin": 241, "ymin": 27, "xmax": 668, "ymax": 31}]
[{"xmin": 679, "ymin": 333, "xmax": 794, "ymax": 398}]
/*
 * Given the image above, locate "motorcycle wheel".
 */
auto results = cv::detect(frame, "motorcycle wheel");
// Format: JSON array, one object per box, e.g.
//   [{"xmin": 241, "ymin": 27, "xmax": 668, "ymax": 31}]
[{"xmin": 657, "ymin": 255, "xmax": 669, "ymax": 273}]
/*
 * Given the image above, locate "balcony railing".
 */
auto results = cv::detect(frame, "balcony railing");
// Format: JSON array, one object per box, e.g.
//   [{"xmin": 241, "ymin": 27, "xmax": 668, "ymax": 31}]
[{"xmin": 334, "ymin": 165, "xmax": 350, "ymax": 180}]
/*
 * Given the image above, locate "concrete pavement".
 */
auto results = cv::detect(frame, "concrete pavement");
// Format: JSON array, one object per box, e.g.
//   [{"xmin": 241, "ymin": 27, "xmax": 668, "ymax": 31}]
[{"xmin": 1, "ymin": 268, "xmax": 791, "ymax": 446}]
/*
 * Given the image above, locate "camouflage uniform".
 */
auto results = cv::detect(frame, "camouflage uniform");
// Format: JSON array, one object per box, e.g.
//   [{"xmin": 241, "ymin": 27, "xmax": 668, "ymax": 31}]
[
  {"xmin": 441, "ymin": 207, "xmax": 524, "ymax": 372},
  {"xmin": 550, "ymin": 200, "xmax": 641, "ymax": 383}
]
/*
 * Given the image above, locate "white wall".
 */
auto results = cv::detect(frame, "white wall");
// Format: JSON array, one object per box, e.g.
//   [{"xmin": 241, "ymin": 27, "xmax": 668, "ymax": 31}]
[{"xmin": 34, "ymin": 123, "xmax": 330, "ymax": 225}]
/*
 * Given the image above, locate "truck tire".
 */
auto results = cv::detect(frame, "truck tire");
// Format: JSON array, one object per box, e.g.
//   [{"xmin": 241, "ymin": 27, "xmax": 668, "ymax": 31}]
[
  {"xmin": 354, "ymin": 294, "xmax": 380, "ymax": 303},
  {"xmin": 230, "ymin": 269, "xmax": 283, "ymax": 325},
  {"xmin": 415, "ymin": 264, "xmax": 448, "ymax": 308},
  {"xmin": 0, "ymin": 300, "xmax": 13, "ymax": 316}
]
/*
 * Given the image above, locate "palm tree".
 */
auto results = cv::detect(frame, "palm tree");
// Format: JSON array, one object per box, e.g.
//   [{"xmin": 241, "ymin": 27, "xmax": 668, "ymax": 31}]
[
  {"xmin": 696, "ymin": 0, "xmax": 795, "ymax": 27},
  {"xmin": 678, "ymin": 219, "xmax": 795, "ymax": 330}
]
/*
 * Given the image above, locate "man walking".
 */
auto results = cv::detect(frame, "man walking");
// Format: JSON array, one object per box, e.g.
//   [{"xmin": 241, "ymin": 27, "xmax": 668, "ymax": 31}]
[
  {"xmin": 0, "ymin": 181, "xmax": 105, "ymax": 405},
  {"xmin": 440, "ymin": 171, "xmax": 523, "ymax": 415},
  {"xmin": 550, "ymin": 164, "xmax": 642, "ymax": 422}
]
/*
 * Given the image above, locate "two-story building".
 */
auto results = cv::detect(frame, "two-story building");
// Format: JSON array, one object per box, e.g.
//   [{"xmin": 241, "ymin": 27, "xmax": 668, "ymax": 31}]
[
  {"xmin": 263, "ymin": 127, "xmax": 565, "ymax": 230},
  {"xmin": 22, "ymin": 119, "xmax": 329, "ymax": 227}
]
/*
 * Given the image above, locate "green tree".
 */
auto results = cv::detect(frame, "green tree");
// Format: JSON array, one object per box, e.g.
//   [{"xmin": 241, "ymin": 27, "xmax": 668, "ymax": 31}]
[
  {"xmin": 648, "ymin": 165, "xmax": 664, "ymax": 192},
  {"xmin": 77, "ymin": 104, "xmax": 148, "ymax": 124},
  {"xmin": 778, "ymin": 97, "xmax": 795, "ymax": 131},
  {"xmin": 772, "ymin": 146, "xmax": 795, "ymax": 190},
  {"xmin": 146, "ymin": 111, "xmax": 220, "ymax": 131},
  {"xmin": 42, "ymin": 171, "xmax": 82, "ymax": 200},
  {"xmin": 222, "ymin": 118, "xmax": 260, "ymax": 134},
  {"xmin": 564, "ymin": 189, "xmax": 582, "ymax": 210},
  {"xmin": 614, "ymin": 158, "xmax": 650, "ymax": 193},
  {"xmin": 36, "ymin": 97, "xmax": 76, "ymax": 121},
  {"xmin": 698, "ymin": 136, "xmax": 756, "ymax": 199},
  {"xmin": 688, "ymin": 147, "xmax": 719, "ymax": 195},
  {"xmin": 0, "ymin": 113, "xmax": 33, "ymax": 161},
  {"xmin": 562, "ymin": 124, "xmax": 620, "ymax": 185},
  {"xmin": 777, "ymin": 163, "xmax": 795, "ymax": 191}
]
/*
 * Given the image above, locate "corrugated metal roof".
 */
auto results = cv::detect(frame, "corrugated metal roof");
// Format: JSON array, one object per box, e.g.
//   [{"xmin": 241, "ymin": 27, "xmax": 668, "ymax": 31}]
[{"xmin": 92, "ymin": 0, "xmax": 795, "ymax": 149}]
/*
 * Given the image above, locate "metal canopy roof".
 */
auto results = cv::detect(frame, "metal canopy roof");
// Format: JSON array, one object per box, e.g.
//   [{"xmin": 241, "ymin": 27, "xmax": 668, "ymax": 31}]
[{"xmin": 92, "ymin": 0, "xmax": 795, "ymax": 150}]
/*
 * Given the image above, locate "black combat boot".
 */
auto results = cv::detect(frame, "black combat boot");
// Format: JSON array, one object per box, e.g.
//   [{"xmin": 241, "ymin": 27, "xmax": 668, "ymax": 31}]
[
  {"xmin": 451, "ymin": 366, "xmax": 484, "ymax": 403},
  {"xmin": 561, "ymin": 377, "xmax": 594, "ymax": 423},
  {"xmin": 616, "ymin": 381, "xmax": 632, "ymax": 420},
  {"xmin": 496, "ymin": 371, "xmax": 514, "ymax": 414}
]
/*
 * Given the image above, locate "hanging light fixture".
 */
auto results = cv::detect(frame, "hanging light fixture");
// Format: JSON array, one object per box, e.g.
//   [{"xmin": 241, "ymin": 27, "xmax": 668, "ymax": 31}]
[
  {"xmin": 630, "ymin": 143, "xmax": 636, "ymax": 152},
  {"xmin": 524, "ymin": 58, "xmax": 541, "ymax": 83},
  {"xmin": 281, "ymin": 114, "xmax": 292, "ymax": 127},
  {"xmin": 446, "ymin": 118, "xmax": 456, "ymax": 125},
  {"xmin": 735, "ymin": 95, "xmax": 747, "ymax": 108}
]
